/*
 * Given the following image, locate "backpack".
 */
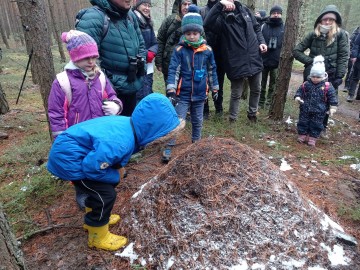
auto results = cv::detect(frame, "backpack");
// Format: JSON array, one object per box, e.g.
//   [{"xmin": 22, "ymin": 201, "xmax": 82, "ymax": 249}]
[
  {"xmin": 56, "ymin": 71, "xmax": 106, "ymax": 106},
  {"xmin": 302, "ymin": 81, "xmax": 330, "ymax": 102},
  {"xmin": 75, "ymin": 6, "xmax": 134, "ymax": 42}
]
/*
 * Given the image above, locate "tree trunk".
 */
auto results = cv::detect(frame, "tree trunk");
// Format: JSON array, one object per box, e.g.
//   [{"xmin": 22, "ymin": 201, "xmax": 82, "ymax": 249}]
[
  {"xmin": 0, "ymin": 83, "xmax": 9, "ymax": 115},
  {"xmin": 0, "ymin": 20, "xmax": 10, "ymax": 49},
  {"xmin": 342, "ymin": 3, "xmax": 351, "ymax": 31},
  {"xmin": 47, "ymin": 0, "xmax": 66, "ymax": 62},
  {"xmin": 16, "ymin": 0, "xmax": 55, "ymax": 138},
  {"xmin": 0, "ymin": 205, "xmax": 26, "ymax": 269},
  {"xmin": 297, "ymin": 0, "xmax": 309, "ymax": 43},
  {"xmin": 269, "ymin": 0, "xmax": 305, "ymax": 120}
]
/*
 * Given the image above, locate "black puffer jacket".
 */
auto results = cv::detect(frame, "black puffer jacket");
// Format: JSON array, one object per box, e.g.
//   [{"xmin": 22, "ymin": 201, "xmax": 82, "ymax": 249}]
[{"xmin": 204, "ymin": 2, "xmax": 265, "ymax": 80}]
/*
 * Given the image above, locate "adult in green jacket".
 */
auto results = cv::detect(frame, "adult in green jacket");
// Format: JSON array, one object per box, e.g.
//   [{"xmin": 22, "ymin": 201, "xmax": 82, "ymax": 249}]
[
  {"xmin": 76, "ymin": 0, "xmax": 146, "ymax": 116},
  {"xmin": 293, "ymin": 5, "xmax": 349, "ymax": 134}
]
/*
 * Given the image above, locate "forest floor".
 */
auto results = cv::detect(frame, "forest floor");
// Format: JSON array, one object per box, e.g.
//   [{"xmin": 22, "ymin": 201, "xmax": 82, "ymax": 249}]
[{"xmin": 1, "ymin": 72, "xmax": 360, "ymax": 269}]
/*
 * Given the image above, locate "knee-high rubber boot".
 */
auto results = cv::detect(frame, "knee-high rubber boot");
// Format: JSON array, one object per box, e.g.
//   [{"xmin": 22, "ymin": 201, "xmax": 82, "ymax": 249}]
[
  {"xmin": 83, "ymin": 207, "xmax": 120, "ymax": 230},
  {"xmin": 87, "ymin": 223, "xmax": 127, "ymax": 251}
]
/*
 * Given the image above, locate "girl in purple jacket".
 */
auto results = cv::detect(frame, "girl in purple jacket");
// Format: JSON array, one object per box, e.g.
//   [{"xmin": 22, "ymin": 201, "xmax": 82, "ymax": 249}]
[
  {"xmin": 48, "ymin": 30, "xmax": 123, "ymax": 139},
  {"xmin": 48, "ymin": 30, "xmax": 123, "ymax": 211}
]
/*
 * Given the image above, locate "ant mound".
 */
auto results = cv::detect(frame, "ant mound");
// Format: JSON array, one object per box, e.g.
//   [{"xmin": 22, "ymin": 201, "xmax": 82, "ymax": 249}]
[{"xmin": 120, "ymin": 138, "xmax": 359, "ymax": 269}]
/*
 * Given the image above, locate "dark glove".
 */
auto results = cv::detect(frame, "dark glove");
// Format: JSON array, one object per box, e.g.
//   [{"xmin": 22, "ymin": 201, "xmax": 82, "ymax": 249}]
[
  {"xmin": 332, "ymin": 78, "xmax": 343, "ymax": 88},
  {"xmin": 166, "ymin": 91, "xmax": 179, "ymax": 106},
  {"xmin": 212, "ymin": 90, "xmax": 219, "ymax": 102}
]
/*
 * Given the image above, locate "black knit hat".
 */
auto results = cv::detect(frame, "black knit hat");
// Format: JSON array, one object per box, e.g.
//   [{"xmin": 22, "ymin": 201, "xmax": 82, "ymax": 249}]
[
  {"xmin": 270, "ymin": 5, "xmax": 282, "ymax": 15},
  {"xmin": 133, "ymin": 0, "xmax": 151, "ymax": 10}
]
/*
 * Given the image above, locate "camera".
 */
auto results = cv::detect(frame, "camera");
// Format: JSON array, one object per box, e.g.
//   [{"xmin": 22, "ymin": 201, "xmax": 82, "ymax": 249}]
[
  {"xmin": 268, "ymin": 37, "xmax": 278, "ymax": 49},
  {"xmin": 225, "ymin": 12, "xmax": 236, "ymax": 24},
  {"xmin": 127, "ymin": 56, "xmax": 138, "ymax": 83},
  {"xmin": 127, "ymin": 55, "xmax": 146, "ymax": 82},
  {"xmin": 136, "ymin": 55, "xmax": 145, "ymax": 77}
]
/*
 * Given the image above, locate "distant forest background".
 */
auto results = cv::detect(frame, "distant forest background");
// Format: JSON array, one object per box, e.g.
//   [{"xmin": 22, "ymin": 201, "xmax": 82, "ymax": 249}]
[{"xmin": 0, "ymin": 0, "xmax": 359, "ymax": 50}]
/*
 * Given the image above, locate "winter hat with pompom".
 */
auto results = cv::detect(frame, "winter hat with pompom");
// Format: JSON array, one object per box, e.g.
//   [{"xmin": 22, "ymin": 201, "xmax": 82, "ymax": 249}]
[
  {"xmin": 310, "ymin": 55, "xmax": 326, "ymax": 78},
  {"xmin": 61, "ymin": 30, "xmax": 99, "ymax": 62},
  {"xmin": 181, "ymin": 5, "xmax": 203, "ymax": 33}
]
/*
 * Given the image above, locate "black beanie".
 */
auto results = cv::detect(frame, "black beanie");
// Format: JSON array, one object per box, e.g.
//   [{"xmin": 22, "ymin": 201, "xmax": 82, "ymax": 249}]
[
  {"xmin": 133, "ymin": 0, "xmax": 151, "ymax": 10},
  {"xmin": 270, "ymin": 5, "xmax": 282, "ymax": 15}
]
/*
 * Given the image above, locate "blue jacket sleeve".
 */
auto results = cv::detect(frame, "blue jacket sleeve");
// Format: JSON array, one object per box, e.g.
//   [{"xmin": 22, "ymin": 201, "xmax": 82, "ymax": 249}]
[{"xmin": 166, "ymin": 47, "xmax": 182, "ymax": 91}]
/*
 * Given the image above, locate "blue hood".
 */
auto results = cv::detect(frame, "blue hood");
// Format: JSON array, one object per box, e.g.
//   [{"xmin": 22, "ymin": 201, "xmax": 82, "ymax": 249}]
[{"xmin": 132, "ymin": 93, "xmax": 180, "ymax": 146}]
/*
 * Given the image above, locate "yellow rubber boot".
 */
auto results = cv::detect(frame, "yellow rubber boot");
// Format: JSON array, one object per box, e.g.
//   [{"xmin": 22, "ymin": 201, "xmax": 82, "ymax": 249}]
[
  {"xmin": 87, "ymin": 223, "xmax": 127, "ymax": 251},
  {"xmin": 83, "ymin": 208, "xmax": 120, "ymax": 230}
]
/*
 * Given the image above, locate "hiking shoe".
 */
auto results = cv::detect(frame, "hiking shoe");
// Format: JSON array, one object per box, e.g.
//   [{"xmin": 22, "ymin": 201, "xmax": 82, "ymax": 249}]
[
  {"xmin": 161, "ymin": 147, "xmax": 172, "ymax": 163},
  {"xmin": 247, "ymin": 114, "xmax": 257, "ymax": 123},
  {"xmin": 346, "ymin": 95, "xmax": 354, "ymax": 102},
  {"xmin": 297, "ymin": 135, "xmax": 307, "ymax": 143},
  {"xmin": 308, "ymin": 137, "xmax": 317, "ymax": 147}
]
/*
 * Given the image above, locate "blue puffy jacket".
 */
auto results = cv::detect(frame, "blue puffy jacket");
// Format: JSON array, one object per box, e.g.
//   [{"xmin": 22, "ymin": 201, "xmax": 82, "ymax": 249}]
[{"xmin": 47, "ymin": 93, "xmax": 180, "ymax": 184}]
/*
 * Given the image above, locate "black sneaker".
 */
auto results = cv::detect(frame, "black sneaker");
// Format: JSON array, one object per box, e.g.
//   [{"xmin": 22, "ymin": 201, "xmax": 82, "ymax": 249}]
[
  {"xmin": 347, "ymin": 95, "xmax": 354, "ymax": 102},
  {"xmin": 161, "ymin": 148, "xmax": 172, "ymax": 163},
  {"xmin": 247, "ymin": 114, "xmax": 257, "ymax": 123}
]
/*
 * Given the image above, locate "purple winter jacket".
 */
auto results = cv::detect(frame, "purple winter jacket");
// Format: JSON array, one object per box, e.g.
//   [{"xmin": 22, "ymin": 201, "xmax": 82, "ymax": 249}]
[{"xmin": 48, "ymin": 68, "xmax": 122, "ymax": 138}]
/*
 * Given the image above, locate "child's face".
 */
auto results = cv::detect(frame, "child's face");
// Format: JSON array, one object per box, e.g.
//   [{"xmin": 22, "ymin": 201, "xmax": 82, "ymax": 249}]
[
  {"xmin": 184, "ymin": 31, "xmax": 201, "ymax": 43},
  {"xmin": 75, "ymin": 57, "xmax": 97, "ymax": 72},
  {"xmin": 310, "ymin": 76, "xmax": 323, "ymax": 84}
]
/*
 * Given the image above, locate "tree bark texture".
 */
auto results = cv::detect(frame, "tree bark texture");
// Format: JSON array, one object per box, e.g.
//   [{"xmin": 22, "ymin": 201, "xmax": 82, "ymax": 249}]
[
  {"xmin": 269, "ymin": 0, "xmax": 305, "ymax": 120},
  {"xmin": 47, "ymin": 0, "xmax": 66, "ymax": 62},
  {"xmin": 0, "ymin": 83, "xmax": 9, "ymax": 115},
  {"xmin": 0, "ymin": 205, "xmax": 26, "ymax": 270}
]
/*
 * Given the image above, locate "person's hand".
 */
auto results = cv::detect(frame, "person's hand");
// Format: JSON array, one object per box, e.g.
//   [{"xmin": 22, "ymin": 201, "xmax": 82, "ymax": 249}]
[
  {"xmin": 147, "ymin": 51, "xmax": 156, "ymax": 63},
  {"xmin": 212, "ymin": 90, "xmax": 219, "ymax": 101},
  {"xmin": 220, "ymin": 0, "xmax": 235, "ymax": 11},
  {"xmin": 166, "ymin": 90, "xmax": 179, "ymax": 106},
  {"xmin": 102, "ymin": 101, "xmax": 121, "ymax": 115},
  {"xmin": 351, "ymin": 58, "xmax": 357, "ymax": 64},
  {"xmin": 329, "ymin": 106, "xmax": 337, "ymax": 117},
  {"xmin": 156, "ymin": 66, "xmax": 162, "ymax": 72},
  {"xmin": 295, "ymin": 97, "xmax": 304, "ymax": 104},
  {"xmin": 259, "ymin": 44, "xmax": 267, "ymax": 53},
  {"xmin": 332, "ymin": 78, "xmax": 343, "ymax": 88}
]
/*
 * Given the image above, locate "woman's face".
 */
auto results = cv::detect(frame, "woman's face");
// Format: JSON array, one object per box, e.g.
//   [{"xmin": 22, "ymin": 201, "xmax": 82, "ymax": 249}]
[
  {"xmin": 138, "ymin": 3, "xmax": 151, "ymax": 17},
  {"xmin": 181, "ymin": 1, "xmax": 191, "ymax": 16}
]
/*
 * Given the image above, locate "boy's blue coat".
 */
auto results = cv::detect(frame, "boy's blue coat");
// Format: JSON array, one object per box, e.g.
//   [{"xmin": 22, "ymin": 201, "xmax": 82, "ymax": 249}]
[{"xmin": 47, "ymin": 93, "xmax": 179, "ymax": 184}]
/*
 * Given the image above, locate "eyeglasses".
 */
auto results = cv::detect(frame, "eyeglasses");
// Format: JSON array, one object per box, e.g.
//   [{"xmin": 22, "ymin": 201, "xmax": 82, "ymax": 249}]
[{"xmin": 321, "ymin": 18, "xmax": 335, "ymax": 23}]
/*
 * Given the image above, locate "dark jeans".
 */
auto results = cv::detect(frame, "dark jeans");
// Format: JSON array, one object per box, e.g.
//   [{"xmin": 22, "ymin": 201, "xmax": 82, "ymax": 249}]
[
  {"xmin": 117, "ymin": 92, "xmax": 137, "ymax": 116},
  {"xmin": 349, "ymin": 60, "xmax": 360, "ymax": 98},
  {"xmin": 136, "ymin": 73, "xmax": 154, "ymax": 103},
  {"xmin": 73, "ymin": 180, "xmax": 117, "ymax": 227},
  {"xmin": 260, "ymin": 67, "xmax": 277, "ymax": 106}
]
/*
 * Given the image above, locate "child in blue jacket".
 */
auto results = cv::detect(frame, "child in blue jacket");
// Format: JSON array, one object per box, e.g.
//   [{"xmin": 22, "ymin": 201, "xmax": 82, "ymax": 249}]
[
  {"xmin": 166, "ymin": 4, "xmax": 218, "ymax": 143},
  {"xmin": 294, "ymin": 55, "xmax": 338, "ymax": 147},
  {"xmin": 47, "ymin": 93, "xmax": 183, "ymax": 251}
]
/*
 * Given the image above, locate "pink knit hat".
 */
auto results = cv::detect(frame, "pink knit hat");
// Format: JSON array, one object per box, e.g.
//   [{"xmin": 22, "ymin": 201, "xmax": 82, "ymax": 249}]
[{"xmin": 61, "ymin": 30, "xmax": 99, "ymax": 62}]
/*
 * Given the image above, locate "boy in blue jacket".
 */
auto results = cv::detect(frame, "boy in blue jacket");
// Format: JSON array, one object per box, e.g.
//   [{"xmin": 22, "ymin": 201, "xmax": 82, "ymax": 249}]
[
  {"xmin": 166, "ymin": 4, "xmax": 218, "ymax": 144},
  {"xmin": 47, "ymin": 93, "xmax": 183, "ymax": 251}
]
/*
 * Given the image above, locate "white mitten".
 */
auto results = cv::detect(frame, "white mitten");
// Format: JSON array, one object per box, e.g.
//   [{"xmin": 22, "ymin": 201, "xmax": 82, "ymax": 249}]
[
  {"xmin": 295, "ymin": 97, "xmax": 304, "ymax": 104},
  {"xmin": 329, "ymin": 106, "xmax": 337, "ymax": 117},
  {"xmin": 102, "ymin": 101, "xmax": 120, "ymax": 115}
]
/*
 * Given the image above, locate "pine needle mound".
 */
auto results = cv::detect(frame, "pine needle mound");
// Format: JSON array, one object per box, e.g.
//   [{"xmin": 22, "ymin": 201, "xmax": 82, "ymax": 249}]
[{"xmin": 122, "ymin": 138, "xmax": 359, "ymax": 269}]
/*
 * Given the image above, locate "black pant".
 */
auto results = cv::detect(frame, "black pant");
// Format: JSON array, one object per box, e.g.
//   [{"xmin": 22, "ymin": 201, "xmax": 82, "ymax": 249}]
[
  {"xmin": 116, "ymin": 92, "xmax": 137, "ymax": 116},
  {"xmin": 73, "ymin": 180, "xmax": 117, "ymax": 227}
]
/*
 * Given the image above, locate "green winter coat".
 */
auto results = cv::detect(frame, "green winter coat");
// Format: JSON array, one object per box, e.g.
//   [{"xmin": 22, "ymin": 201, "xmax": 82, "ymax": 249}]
[
  {"xmin": 293, "ymin": 5, "xmax": 349, "ymax": 80},
  {"xmin": 155, "ymin": 13, "xmax": 182, "ymax": 80},
  {"xmin": 76, "ymin": 0, "xmax": 146, "ymax": 95}
]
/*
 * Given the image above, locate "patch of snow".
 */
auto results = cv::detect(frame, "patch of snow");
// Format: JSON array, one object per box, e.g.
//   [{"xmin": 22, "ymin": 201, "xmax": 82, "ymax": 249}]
[
  {"xmin": 311, "ymin": 159, "xmax": 317, "ymax": 163},
  {"xmin": 268, "ymin": 156, "xmax": 273, "ymax": 159},
  {"xmin": 166, "ymin": 256, "xmax": 176, "ymax": 270},
  {"xmin": 115, "ymin": 242, "xmax": 139, "ymax": 264},
  {"xmin": 251, "ymin": 263, "xmax": 265, "ymax": 269},
  {"xmin": 20, "ymin": 186, "xmax": 28, "ymax": 191},
  {"xmin": 300, "ymin": 164, "xmax": 307, "ymax": 169},
  {"xmin": 269, "ymin": 255, "xmax": 275, "ymax": 262},
  {"xmin": 309, "ymin": 202, "xmax": 344, "ymax": 232},
  {"xmin": 320, "ymin": 170, "xmax": 329, "ymax": 176},
  {"xmin": 328, "ymin": 119, "xmax": 335, "ymax": 126},
  {"xmin": 229, "ymin": 259, "xmax": 248, "ymax": 270},
  {"xmin": 308, "ymin": 266, "xmax": 327, "ymax": 270},
  {"xmin": 338, "ymin": 155, "xmax": 353, "ymax": 160},
  {"xmin": 281, "ymin": 259, "xmax": 305, "ymax": 268},
  {"xmin": 285, "ymin": 116, "xmax": 293, "ymax": 124},
  {"xmin": 320, "ymin": 243, "xmax": 350, "ymax": 266},
  {"xmin": 350, "ymin": 163, "xmax": 360, "ymax": 171},
  {"xmin": 8, "ymin": 182, "xmax": 13, "ymax": 186},
  {"xmin": 267, "ymin": 140, "xmax": 277, "ymax": 146},
  {"xmin": 132, "ymin": 177, "xmax": 156, "ymax": 198},
  {"xmin": 305, "ymin": 172, "xmax": 310, "ymax": 177},
  {"xmin": 280, "ymin": 158, "xmax": 292, "ymax": 171}
]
